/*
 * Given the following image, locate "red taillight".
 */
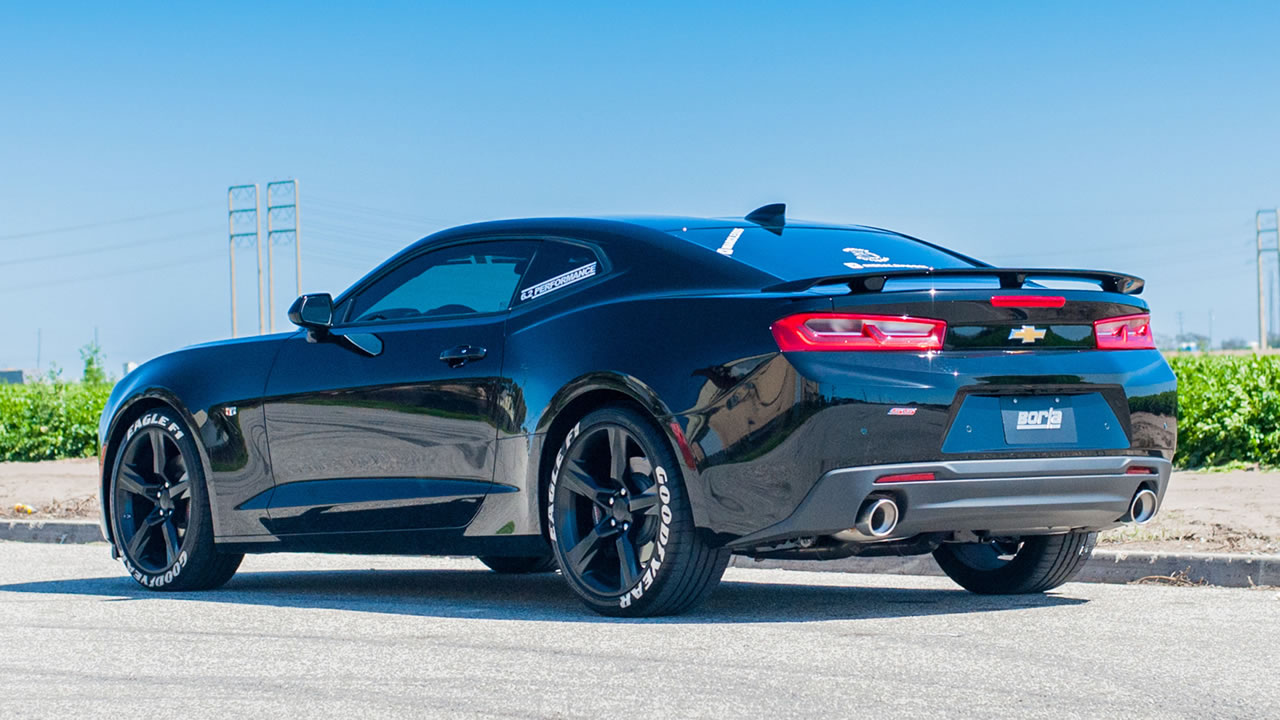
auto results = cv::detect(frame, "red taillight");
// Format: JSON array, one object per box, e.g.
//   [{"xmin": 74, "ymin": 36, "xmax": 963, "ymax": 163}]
[
  {"xmin": 1126, "ymin": 466, "xmax": 1155, "ymax": 475},
  {"xmin": 875, "ymin": 472, "xmax": 936, "ymax": 483},
  {"xmin": 990, "ymin": 295, "xmax": 1066, "ymax": 308},
  {"xmin": 1094, "ymin": 313, "xmax": 1155, "ymax": 350},
  {"xmin": 771, "ymin": 313, "xmax": 946, "ymax": 352}
]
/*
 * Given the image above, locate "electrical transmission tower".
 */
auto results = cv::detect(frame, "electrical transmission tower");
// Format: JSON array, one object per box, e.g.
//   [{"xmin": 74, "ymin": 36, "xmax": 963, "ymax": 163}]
[
  {"xmin": 266, "ymin": 180, "xmax": 302, "ymax": 333},
  {"xmin": 227, "ymin": 185, "xmax": 265, "ymax": 337},
  {"xmin": 1258, "ymin": 210, "xmax": 1279, "ymax": 349}
]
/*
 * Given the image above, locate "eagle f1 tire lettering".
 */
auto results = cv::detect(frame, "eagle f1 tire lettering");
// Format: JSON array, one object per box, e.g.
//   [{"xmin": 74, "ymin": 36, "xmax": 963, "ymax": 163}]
[
  {"xmin": 124, "ymin": 412, "xmax": 185, "ymax": 442},
  {"xmin": 546, "ymin": 421, "xmax": 581, "ymax": 545}
]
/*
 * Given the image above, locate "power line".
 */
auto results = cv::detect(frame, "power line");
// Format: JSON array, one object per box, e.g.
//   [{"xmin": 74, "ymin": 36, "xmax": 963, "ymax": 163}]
[
  {"xmin": 0, "ymin": 228, "xmax": 219, "ymax": 268},
  {"xmin": 307, "ymin": 208, "xmax": 431, "ymax": 233},
  {"xmin": 0, "ymin": 204, "xmax": 214, "ymax": 241},
  {"xmin": 308, "ymin": 195, "xmax": 449, "ymax": 225},
  {"xmin": 0, "ymin": 251, "xmax": 223, "ymax": 295}
]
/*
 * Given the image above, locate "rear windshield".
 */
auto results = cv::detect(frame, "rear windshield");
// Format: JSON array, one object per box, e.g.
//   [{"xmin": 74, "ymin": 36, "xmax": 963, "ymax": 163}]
[{"xmin": 671, "ymin": 226, "xmax": 979, "ymax": 281}]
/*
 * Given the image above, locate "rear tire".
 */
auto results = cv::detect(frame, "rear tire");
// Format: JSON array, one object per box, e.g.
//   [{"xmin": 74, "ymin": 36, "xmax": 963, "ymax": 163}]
[
  {"xmin": 933, "ymin": 531, "xmax": 1096, "ymax": 594},
  {"xmin": 478, "ymin": 555, "xmax": 557, "ymax": 574},
  {"xmin": 109, "ymin": 408, "xmax": 243, "ymax": 591},
  {"xmin": 548, "ymin": 407, "xmax": 729, "ymax": 617}
]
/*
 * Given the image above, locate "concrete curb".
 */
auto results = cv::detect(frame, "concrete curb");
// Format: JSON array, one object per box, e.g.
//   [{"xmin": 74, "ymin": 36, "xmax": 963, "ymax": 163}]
[
  {"xmin": 729, "ymin": 549, "xmax": 1280, "ymax": 588},
  {"xmin": 1, "ymin": 519, "xmax": 104, "ymax": 544}
]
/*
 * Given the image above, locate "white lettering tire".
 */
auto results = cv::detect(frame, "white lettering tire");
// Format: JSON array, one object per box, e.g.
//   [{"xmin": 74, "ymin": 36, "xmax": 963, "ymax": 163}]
[
  {"xmin": 548, "ymin": 407, "xmax": 729, "ymax": 617},
  {"xmin": 109, "ymin": 408, "xmax": 242, "ymax": 591}
]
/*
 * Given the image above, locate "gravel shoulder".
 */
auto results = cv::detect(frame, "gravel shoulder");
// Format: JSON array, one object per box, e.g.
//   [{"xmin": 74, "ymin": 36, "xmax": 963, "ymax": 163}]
[
  {"xmin": 3, "ymin": 459, "xmax": 1277, "ymax": 554},
  {"xmin": 1097, "ymin": 469, "xmax": 1279, "ymax": 554},
  {"xmin": 0, "ymin": 458, "xmax": 99, "ymax": 518}
]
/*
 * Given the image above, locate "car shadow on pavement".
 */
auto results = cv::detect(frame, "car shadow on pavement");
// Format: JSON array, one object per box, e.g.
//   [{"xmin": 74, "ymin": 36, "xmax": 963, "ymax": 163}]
[{"xmin": 0, "ymin": 566, "xmax": 1086, "ymax": 624}]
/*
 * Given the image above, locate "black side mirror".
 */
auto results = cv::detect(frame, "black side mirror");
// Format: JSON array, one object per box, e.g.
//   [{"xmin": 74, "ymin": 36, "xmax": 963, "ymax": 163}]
[
  {"xmin": 287, "ymin": 292, "xmax": 382, "ymax": 357},
  {"xmin": 288, "ymin": 293, "xmax": 334, "ymax": 332}
]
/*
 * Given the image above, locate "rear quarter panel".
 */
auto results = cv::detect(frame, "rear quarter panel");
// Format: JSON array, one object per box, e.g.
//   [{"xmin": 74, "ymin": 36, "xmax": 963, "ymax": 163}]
[{"xmin": 497, "ymin": 278, "xmax": 833, "ymax": 540}]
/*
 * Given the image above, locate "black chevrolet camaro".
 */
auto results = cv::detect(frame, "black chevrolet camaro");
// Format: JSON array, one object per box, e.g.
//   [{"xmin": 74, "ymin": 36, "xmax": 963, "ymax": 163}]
[{"xmin": 98, "ymin": 204, "xmax": 1176, "ymax": 616}]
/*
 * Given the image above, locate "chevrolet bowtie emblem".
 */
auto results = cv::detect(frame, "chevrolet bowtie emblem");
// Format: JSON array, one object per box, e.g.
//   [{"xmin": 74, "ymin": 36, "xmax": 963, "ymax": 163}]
[{"xmin": 1009, "ymin": 325, "xmax": 1047, "ymax": 344}]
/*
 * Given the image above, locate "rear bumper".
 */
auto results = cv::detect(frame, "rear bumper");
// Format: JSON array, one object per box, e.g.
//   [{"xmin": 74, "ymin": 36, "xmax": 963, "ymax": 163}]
[{"xmin": 727, "ymin": 456, "xmax": 1171, "ymax": 548}]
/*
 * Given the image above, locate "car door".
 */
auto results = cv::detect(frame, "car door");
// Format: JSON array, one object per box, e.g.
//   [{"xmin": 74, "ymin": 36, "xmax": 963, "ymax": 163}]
[{"xmin": 261, "ymin": 239, "xmax": 537, "ymax": 535}]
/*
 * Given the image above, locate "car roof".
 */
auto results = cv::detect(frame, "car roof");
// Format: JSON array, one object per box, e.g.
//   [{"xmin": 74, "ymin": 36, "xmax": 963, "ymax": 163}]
[
  {"xmin": 419, "ymin": 213, "xmax": 917, "ymax": 247},
  {"xmin": 420, "ymin": 213, "xmax": 977, "ymax": 267},
  {"xmin": 594, "ymin": 215, "xmax": 895, "ymax": 234},
  {"xmin": 357, "ymin": 211, "xmax": 980, "ymax": 300}
]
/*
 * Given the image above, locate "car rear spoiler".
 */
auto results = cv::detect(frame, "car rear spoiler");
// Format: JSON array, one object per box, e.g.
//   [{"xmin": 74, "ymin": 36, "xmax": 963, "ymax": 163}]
[{"xmin": 763, "ymin": 267, "xmax": 1145, "ymax": 295}]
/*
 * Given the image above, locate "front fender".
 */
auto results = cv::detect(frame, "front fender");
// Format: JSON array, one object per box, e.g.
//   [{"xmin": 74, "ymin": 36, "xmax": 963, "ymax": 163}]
[{"xmin": 96, "ymin": 334, "xmax": 290, "ymax": 545}]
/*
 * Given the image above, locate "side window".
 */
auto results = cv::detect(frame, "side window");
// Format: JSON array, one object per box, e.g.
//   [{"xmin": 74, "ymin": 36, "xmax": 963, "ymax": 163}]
[
  {"xmin": 347, "ymin": 241, "xmax": 535, "ymax": 323},
  {"xmin": 517, "ymin": 241, "xmax": 602, "ymax": 305}
]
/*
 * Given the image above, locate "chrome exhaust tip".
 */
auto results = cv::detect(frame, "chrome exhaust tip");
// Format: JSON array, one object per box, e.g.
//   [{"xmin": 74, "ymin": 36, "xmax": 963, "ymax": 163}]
[
  {"xmin": 1128, "ymin": 488, "xmax": 1158, "ymax": 525},
  {"xmin": 855, "ymin": 496, "xmax": 900, "ymax": 539}
]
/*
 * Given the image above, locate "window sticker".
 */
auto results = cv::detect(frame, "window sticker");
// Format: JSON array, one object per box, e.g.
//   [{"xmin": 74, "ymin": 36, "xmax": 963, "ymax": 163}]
[
  {"xmin": 716, "ymin": 228, "xmax": 744, "ymax": 256},
  {"xmin": 842, "ymin": 247, "xmax": 932, "ymax": 271},
  {"xmin": 520, "ymin": 262, "xmax": 598, "ymax": 301}
]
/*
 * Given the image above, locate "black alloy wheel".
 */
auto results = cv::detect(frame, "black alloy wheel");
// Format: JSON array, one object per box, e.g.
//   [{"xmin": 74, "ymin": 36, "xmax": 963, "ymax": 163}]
[
  {"xmin": 554, "ymin": 424, "xmax": 664, "ymax": 595},
  {"xmin": 114, "ymin": 427, "xmax": 192, "ymax": 574},
  {"xmin": 549, "ymin": 407, "xmax": 729, "ymax": 616},
  {"xmin": 109, "ymin": 410, "xmax": 242, "ymax": 591}
]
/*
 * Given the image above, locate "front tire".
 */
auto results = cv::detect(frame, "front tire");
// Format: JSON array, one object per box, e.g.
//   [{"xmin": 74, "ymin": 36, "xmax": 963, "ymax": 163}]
[
  {"xmin": 548, "ymin": 407, "xmax": 729, "ymax": 617},
  {"xmin": 109, "ymin": 409, "xmax": 242, "ymax": 591},
  {"xmin": 933, "ymin": 531, "xmax": 1097, "ymax": 594}
]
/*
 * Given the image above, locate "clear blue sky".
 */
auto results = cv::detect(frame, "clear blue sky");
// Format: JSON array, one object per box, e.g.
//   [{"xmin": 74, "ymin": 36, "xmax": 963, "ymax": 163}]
[{"xmin": 3, "ymin": 1, "xmax": 1279, "ymax": 376}]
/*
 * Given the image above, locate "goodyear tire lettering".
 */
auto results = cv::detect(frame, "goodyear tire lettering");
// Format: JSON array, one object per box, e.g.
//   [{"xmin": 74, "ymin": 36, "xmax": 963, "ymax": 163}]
[
  {"xmin": 122, "ymin": 551, "xmax": 188, "ymax": 589},
  {"xmin": 618, "ymin": 465, "xmax": 672, "ymax": 608}
]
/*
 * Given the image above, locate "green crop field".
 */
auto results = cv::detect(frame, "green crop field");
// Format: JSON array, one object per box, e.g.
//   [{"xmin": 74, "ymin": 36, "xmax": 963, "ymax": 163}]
[{"xmin": 1168, "ymin": 353, "xmax": 1280, "ymax": 468}]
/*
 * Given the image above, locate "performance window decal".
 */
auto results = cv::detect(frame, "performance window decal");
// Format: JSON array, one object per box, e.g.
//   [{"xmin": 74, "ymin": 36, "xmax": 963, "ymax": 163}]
[{"xmin": 520, "ymin": 262, "xmax": 598, "ymax": 301}]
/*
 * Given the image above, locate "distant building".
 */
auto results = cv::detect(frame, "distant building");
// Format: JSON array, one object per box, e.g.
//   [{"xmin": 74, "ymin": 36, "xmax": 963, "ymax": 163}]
[{"xmin": 0, "ymin": 369, "xmax": 24, "ymax": 385}]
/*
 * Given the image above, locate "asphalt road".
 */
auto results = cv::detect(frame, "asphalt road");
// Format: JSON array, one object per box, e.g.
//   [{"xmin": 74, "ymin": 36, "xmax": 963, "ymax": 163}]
[{"xmin": 0, "ymin": 542, "xmax": 1275, "ymax": 719}]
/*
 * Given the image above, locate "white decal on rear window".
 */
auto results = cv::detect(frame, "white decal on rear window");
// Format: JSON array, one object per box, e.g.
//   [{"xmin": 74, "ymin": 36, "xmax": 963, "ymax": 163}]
[
  {"xmin": 520, "ymin": 262, "xmax": 598, "ymax": 301},
  {"xmin": 842, "ymin": 247, "xmax": 932, "ymax": 271},
  {"xmin": 717, "ymin": 228, "xmax": 744, "ymax": 256},
  {"xmin": 845, "ymin": 247, "xmax": 889, "ymax": 263}
]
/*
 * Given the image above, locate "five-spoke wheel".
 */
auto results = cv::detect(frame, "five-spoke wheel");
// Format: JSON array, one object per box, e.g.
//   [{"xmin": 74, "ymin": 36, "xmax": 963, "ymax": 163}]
[
  {"xmin": 114, "ymin": 428, "xmax": 192, "ymax": 574},
  {"xmin": 109, "ymin": 410, "xmax": 242, "ymax": 590},
  {"xmin": 554, "ymin": 424, "xmax": 665, "ymax": 595},
  {"xmin": 549, "ymin": 407, "xmax": 729, "ymax": 616}
]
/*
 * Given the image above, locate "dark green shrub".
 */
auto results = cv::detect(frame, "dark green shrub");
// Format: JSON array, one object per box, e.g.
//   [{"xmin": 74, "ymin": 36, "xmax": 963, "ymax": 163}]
[
  {"xmin": 0, "ymin": 378, "xmax": 113, "ymax": 461},
  {"xmin": 1169, "ymin": 353, "xmax": 1280, "ymax": 468},
  {"xmin": 0, "ymin": 342, "xmax": 115, "ymax": 461}
]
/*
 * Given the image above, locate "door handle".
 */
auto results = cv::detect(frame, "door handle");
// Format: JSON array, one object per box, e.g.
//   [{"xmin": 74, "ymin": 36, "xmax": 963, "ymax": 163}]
[{"xmin": 439, "ymin": 345, "xmax": 487, "ymax": 367}]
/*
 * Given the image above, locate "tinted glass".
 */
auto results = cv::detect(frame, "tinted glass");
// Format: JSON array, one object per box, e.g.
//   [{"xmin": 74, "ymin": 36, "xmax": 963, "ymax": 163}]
[
  {"xmin": 673, "ymin": 227, "xmax": 978, "ymax": 280},
  {"xmin": 516, "ymin": 241, "xmax": 601, "ymax": 304},
  {"xmin": 348, "ymin": 241, "xmax": 534, "ymax": 322}
]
